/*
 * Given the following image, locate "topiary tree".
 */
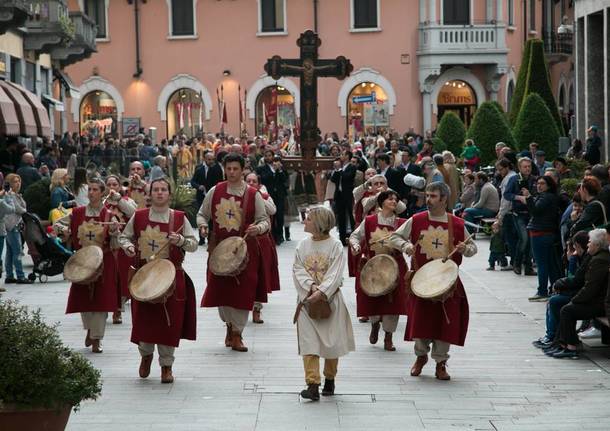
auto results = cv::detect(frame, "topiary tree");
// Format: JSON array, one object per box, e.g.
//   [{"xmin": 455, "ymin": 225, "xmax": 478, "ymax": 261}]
[
  {"xmin": 431, "ymin": 137, "xmax": 447, "ymax": 154},
  {"xmin": 523, "ymin": 39, "xmax": 565, "ymax": 136},
  {"xmin": 509, "ymin": 39, "xmax": 533, "ymax": 126},
  {"xmin": 466, "ymin": 101, "xmax": 516, "ymax": 166},
  {"xmin": 513, "ymin": 93, "xmax": 560, "ymax": 161},
  {"xmin": 490, "ymin": 100, "xmax": 505, "ymax": 115},
  {"xmin": 435, "ymin": 111, "xmax": 466, "ymax": 157}
]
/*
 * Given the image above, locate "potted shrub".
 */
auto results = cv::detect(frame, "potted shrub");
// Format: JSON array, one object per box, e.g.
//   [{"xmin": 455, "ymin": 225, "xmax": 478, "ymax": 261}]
[{"xmin": 0, "ymin": 301, "xmax": 102, "ymax": 431}]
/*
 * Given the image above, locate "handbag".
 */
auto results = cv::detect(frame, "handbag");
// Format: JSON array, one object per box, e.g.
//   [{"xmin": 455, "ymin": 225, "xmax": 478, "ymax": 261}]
[
  {"xmin": 49, "ymin": 203, "xmax": 72, "ymax": 223},
  {"xmin": 304, "ymin": 294, "xmax": 332, "ymax": 320}
]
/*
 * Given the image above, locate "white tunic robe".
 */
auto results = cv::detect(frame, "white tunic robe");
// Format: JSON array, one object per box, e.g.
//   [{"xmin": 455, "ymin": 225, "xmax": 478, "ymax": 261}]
[{"xmin": 293, "ymin": 236, "xmax": 355, "ymax": 358}]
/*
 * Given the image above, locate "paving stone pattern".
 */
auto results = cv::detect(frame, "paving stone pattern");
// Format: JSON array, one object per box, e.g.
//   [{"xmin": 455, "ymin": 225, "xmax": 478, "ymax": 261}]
[{"xmin": 3, "ymin": 225, "xmax": 610, "ymax": 430}]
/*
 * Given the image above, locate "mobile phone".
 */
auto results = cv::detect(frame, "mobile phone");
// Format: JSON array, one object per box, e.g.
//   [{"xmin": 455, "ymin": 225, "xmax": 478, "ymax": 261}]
[{"xmin": 3, "ymin": 183, "xmax": 10, "ymax": 192}]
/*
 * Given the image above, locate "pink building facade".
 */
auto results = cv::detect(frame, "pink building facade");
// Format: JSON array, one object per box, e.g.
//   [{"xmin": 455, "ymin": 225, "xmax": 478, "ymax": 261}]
[{"xmin": 62, "ymin": 0, "xmax": 574, "ymax": 142}]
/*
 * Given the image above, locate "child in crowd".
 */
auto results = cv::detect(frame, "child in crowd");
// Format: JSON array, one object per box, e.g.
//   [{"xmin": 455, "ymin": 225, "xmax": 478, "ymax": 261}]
[
  {"xmin": 46, "ymin": 226, "xmax": 73, "ymax": 258},
  {"xmin": 460, "ymin": 139, "xmax": 481, "ymax": 171},
  {"xmin": 487, "ymin": 223, "xmax": 508, "ymax": 270}
]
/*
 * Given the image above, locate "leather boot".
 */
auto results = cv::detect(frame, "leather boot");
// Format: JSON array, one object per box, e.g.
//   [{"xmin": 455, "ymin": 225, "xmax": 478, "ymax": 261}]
[
  {"xmin": 231, "ymin": 331, "xmax": 248, "ymax": 352},
  {"xmin": 85, "ymin": 330, "xmax": 92, "ymax": 347},
  {"xmin": 410, "ymin": 355, "xmax": 428, "ymax": 376},
  {"xmin": 435, "ymin": 361, "xmax": 451, "ymax": 381},
  {"xmin": 161, "ymin": 366, "xmax": 174, "ymax": 383},
  {"xmin": 300, "ymin": 383, "xmax": 320, "ymax": 401},
  {"xmin": 224, "ymin": 324, "xmax": 232, "ymax": 347},
  {"xmin": 139, "ymin": 354, "xmax": 153, "ymax": 378},
  {"xmin": 369, "ymin": 321, "xmax": 380, "ymax": 344},
  {"xmin": 91, "ymin": 339, "xmax": 103, "ymax": 353},
  {"xmin": 252, "ymin": 310, "xmax": 264, "ymax": 324},
  {"xmin": 112, "ymin": 310, "xmax": 122, "ymax": 324},
  {"xmin": 321, "ymin": 379, "xmax": 335, "ymax": 396},
  {"xmin": 383, "ymin": 332, "xmax": 396, "ymax": 351}
]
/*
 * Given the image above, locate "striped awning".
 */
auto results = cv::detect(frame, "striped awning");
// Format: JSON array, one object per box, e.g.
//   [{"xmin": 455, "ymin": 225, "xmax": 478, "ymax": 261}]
[{"xmin": 0, "ymin": 80, "xmax": 52, "ymax": 138}]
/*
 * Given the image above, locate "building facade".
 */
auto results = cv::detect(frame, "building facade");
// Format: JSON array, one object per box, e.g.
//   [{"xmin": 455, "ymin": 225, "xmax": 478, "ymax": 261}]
[
  {"xmin": 574, "ymin": 0, "xmax": 609, "ymax": 162},
  {"xmin": 63, "ymin": 0, "xmax": 574, "ymax": 143}
]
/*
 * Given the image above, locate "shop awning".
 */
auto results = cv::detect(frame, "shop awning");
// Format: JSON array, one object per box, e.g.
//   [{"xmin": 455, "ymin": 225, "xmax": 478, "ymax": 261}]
[
  {"xmin": 0, "ymin": 85, "xmax": 21, "ymax": 136},
  {"xmin": 53, "ymin": 69, "xmax": 80, "ymax": 100},
  {"xmin": 42, "ymin": 94, "xmax": 65, "ymax": 112},
  {"xmin": 0, "ymin": 80, "xmax": 52, "ymax": 138}
]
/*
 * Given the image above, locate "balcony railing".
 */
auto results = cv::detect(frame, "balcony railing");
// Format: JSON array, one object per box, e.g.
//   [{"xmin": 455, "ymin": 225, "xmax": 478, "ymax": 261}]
[
  {"xmin": 24, "ymin": 0, "xmax": 73, "ymax": 54},
  {"xmin": 51, "ymin": 11, "xmax": 97, "ymax": 68},
  {"xmin": 418, "ymin": 21, "xmax": 507, "ymax": 54},
  {"xmin": 543, "ymin": 31, "xmax": 573, "ymax": 55}
]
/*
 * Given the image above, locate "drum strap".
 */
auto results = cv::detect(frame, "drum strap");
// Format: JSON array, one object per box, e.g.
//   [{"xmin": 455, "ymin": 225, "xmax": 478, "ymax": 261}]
[
  {"xmin": 239, "ymin": 185, "xmax": 251, "ymax": 237},
  {"xmin": 441, "ymin": 213, "xmax": 456, "ymax": 325}
]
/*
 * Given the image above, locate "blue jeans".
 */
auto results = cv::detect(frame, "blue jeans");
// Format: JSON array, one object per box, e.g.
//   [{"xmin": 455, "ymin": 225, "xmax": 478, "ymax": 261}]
[
  {"xmin": 511, "ymin": 215, "xmax": 532, "ymax": 269},
  {"xmin": 530, "ymin": 233, "xmax": 561, "ymax": 296},
  {"xmin": 5, "ymin": 228, "xmax": 24, "ymax": 279},
  {"xmin": 546, "ymin": 293, "xmax": 572, "ymax": 340},
  {"xmin": 463, "ymin": 207, "xmax": 496, "ymax": 233}
]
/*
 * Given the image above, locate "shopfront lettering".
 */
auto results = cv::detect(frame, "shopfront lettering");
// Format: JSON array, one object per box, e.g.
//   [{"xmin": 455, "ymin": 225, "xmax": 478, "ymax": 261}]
[{"xmin": 440, "ymin": 94, "xmax": 473, "ymax": 105}]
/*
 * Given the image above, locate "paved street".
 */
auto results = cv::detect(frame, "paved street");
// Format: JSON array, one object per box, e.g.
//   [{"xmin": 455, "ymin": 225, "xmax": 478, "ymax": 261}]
[{"xmin": 4, "ymin": 224, "xmax": 610, "ymax": 431}]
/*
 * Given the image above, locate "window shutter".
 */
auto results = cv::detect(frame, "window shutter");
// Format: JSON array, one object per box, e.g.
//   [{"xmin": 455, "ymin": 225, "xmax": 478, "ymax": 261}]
[
  {"xmin": 354, "ymin": 0, "xmax": 377, "ymax": 29},
  {"xmin": 172, "ymin": 0, "xmax": 194, "ymax": 36},
  {"xmin": 443, "ymin": 0, "xmax": 469, "ymax": 25}
]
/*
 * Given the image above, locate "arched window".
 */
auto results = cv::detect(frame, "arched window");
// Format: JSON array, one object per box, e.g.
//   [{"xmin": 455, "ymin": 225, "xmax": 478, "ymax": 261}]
[
  {"xmin": 79, "ymin": 90, "xmax": 117, "ymax": 138},
  {"xmin": 437, "ymin": 80, "xmax": 477, "ymax": 128},
  {"xmin": 347, "ymin": 82, "xmax": 389, "ymax": 139},
  {"xmin": 255, "ymin": 85, "xmax": 295, "ymax": 138},
  {"xmin": 167, "ymin": 88, "xmax": 204, "ymax": 139}
]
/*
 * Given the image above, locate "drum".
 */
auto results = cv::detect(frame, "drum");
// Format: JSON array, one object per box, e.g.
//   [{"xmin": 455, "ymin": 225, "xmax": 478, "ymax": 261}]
[
  {"xmin": 129, "ymin": 259, "xmax": 176, "ymax": 303},
  {"xmin": 411, "ymin": 258, "xmax": 459, "ymax": 301},
  {"xmin": 360, "ymin": 254, "xmax": 399, "ymax": 297},
  {"xmin": 209, "ymin": 236, "xmax": 249, "ymax": 277},
  {"xmin": 64, "ymin": 245, "xmax": 104, "ymax": 284}
]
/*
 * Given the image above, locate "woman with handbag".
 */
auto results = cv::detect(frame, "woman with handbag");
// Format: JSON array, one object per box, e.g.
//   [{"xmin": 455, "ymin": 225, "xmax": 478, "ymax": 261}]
[
  {"xmin": 293, "ymin": 206, "xmax": 355, "ymax": 401},
  {"xmin": 3, "ymin": 174, "xmax": 32, "ymax": 284}
]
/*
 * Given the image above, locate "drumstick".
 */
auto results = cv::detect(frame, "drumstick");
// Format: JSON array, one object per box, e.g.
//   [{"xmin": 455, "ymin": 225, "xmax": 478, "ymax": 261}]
[
  {"xmin": 150, "ymin": 223, "xmax": 185, "ymax": 260},
  {"xmin": 93, "ymin": 221, "xmax": 126, "ymax": 225},
  {"xmin": 442, "ymin": 232, "xmax": 476, "ymax": 263}
]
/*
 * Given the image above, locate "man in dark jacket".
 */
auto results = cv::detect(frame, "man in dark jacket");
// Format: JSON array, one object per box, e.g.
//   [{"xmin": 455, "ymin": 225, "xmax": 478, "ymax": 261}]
[
  {"xmin": 256, "ymin": 151, "xmax": 288, "ymax": 244},
  {"xmin": 330, "ymin": 150, "xmax": 357, "ymax": 245},
  {"xmin": 570, "ymin": 177, "xmax": 606, "ymax": 237},
  {"xmin": 584, "ymin": 126, "xmax": 602, "ymax": 166},
  {"xmin": 191, "ymin": 150, "xmax": 218, "ymax": 244},
  {"xmin": 376, "ymin": 153, "xmax": 407, "ymax": 199}
]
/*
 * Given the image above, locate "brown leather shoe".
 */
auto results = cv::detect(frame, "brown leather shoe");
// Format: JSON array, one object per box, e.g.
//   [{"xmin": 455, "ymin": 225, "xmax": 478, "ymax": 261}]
[
  {"xmin": 231, "ymin": 331, "xmax": 248, "ymax": 352},
  {"xmin": 383, "ymin": 332, "xmax": 396, "ymax": 351},
  {"xmin": 91, "ymin": 339, "xmax": 103, "ymax": 353},
  {"xmin": 435, "ymin": 361, "xmax": 451, "ymax": 380},
  {"xmin": 161, "ymin": 366, "xmax": 174, "ymax": 383},
  {"xmin": 224, "ymin": 324, "xmax": 232, "ymax": 347},
  {"xmin": 85, "ymin": 330, "xmax": 92, "ymax": 347},
  {"xmin": 410, "ymin": 355, "xmax": 428, "ymax": 376},
  {"xmin": 369, "ymin": 321, "xmax": 380, "ymax": 344},
  {"xmin": 139, "ymin": 354, "xmax": 153, "ymax": 378},
  {"xmin": 112, "ymin": 310, "xmax": 122, "ymax": 324},
  {"xmin": 252, "ymin": 310, "xmax": 264, "ymax": 324}
]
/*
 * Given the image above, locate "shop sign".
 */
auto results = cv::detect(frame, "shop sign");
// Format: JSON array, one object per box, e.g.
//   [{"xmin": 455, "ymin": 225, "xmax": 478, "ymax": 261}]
[
  {"xmin": 0, "ymin": 59, "xmax": 5, "ymax": 77},
  {"xmin": 352, "ymin": 91, "xmax": 376, "ymax": 104},
  {"xmin": 364, "ymin": 101, "xmax": 389, "ymax": 127},
  {"xmin": 122, "ymin": 117, "xmax": 141, "ymax": 137}
]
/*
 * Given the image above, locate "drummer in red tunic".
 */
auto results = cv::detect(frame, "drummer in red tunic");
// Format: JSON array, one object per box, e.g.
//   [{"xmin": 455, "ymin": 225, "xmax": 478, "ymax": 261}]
[
  {"xmin": 390, "ymin": 182, "xmax": 477, "ymax": 380},
  {"xmin": 349, "ymin": 190, "xmax": 409, "ymax": 351},
  {"xmin": 53, "ymin": 178, "xmax": 119, "ymax": 354},
  {"xmin": 197, "ymin": 153, "xmax": 270, "ymax": 352},
  {"xmin": 104, "ymin": 175, "xmax": 137, "ymax": 324},
  {"xmin": 245, "ymin": 172, "xmax": 280, "ymax": 324},
  {"xmin": 118, "ymin": 177, "xmax": 198, "ymax": 383}
]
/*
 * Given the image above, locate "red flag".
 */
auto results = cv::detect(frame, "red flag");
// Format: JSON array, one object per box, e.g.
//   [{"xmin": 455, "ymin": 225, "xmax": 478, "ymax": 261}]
[
  {"xmin": 221, "ymin": 85, "xmax": 228, "ymax": 127},
  {"xmin": 238, "ymin": 85, "xmax": 243, "ymax": 125}
]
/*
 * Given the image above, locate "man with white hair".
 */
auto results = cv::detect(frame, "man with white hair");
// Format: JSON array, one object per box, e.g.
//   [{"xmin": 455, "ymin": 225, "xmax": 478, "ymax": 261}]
[{"xmin": 16, "ymin": 152, "xmax": 41, "ymax": 191}]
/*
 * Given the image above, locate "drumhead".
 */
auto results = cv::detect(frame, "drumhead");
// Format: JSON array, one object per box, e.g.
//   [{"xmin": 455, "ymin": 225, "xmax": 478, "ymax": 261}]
[
  {"xmin": 129, "ymin": 259, "xmax": 176, "ymax": 302},
  {"xmin": 209, "ymin": 236, "xmax": 248, "ymax": 276},
  {"xmin": 64, "ymin": 245, "xmax": 104, "ymax": 284},
  {"xmin": 360, "ymin": 254, "xmax": 399, "ymax": 297},
  {"xmin": 411, "ymin": 259, "xmax": 458, "ymax": 299}
]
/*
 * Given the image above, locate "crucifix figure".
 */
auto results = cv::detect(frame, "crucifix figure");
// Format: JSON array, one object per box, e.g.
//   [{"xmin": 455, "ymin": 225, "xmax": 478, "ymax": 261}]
[{"xmin": 265, "ymin": 30, "xmax": 353, "ymax": 170}]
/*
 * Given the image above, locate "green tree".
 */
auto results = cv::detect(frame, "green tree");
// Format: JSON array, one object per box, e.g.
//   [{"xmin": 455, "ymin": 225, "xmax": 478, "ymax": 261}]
[
  {"xmin": 513, "ymin": 93, "xmax": 560, "ymax": 161},
  {"xmin": 431, "ymin": 137, "xmax": 447, "ymax": 153},
  {"xmin": 466, "ymin": 101, "xmax": 516, "ymax": 165},
  {"xmin": 523, "ymin": 39, "xmax": 565, "ymax": 135},
  {"xmin": 509, "ymin": 39, "xmax": 533, "ymax": 126},
  {"xmin": 435, "ymin": 111, "xmax": 466, "ymax": 157}
]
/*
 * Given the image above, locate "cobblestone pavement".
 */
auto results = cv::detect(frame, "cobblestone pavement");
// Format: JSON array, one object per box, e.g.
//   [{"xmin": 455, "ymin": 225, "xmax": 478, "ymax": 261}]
[{"xmin": 3, "ymin": 224, "xmax": 609, "ymax": 431}]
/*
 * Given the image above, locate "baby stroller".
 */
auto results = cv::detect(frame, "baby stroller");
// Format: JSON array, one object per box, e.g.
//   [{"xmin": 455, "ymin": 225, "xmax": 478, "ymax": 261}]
[{"xmin": 21, "ymin": 213, "xmax": 72, "ymax": 283}]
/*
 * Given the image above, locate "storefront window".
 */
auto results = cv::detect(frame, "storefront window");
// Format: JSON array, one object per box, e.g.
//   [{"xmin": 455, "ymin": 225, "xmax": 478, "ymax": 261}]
[
  {"xmin": 437, "ymin": 80, "xmax": 477, "ymax": 128},
  {"xmin": 347, "ymin": 82, "xmax": 389, "ymax": 140},
  {"xmin": 255, "ymin": 86, "xmax": 295, "ymax": 139},
  {"xmin": 80, "ymin": 91, "xmax": 117, "ymax": 138},
  {"xmin": 167, "ymin": 88, "xmax": 203, "ymax": 139}
]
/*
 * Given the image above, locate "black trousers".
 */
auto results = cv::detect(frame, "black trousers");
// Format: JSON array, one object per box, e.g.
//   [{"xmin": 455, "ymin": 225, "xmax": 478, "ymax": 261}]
[
  {"xmin": 272, "ymin": 195, "xmax": 285, "ymax": 243},
  {"xmin": 334, "ymin": 194, "xmax": 354, "ymax": 243},
  {"xmin": 558, "ymin": 302, "xmax": 606, "ymax": 346}
]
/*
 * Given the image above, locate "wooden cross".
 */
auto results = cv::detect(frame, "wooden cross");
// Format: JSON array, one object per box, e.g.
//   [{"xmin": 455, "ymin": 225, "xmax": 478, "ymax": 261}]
[{"xmin": 265, "ymin": 30, "xmax": 353, "ymax": 170}]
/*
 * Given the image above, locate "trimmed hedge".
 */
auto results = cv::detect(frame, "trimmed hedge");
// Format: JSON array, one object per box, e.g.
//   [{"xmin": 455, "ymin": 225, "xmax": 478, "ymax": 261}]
[
  {"xmin": 513, "ymin": 93, "xmax": 560, "ymax": 161},
  {"xmin": 435, "ymin": 111, "xmax": 466, "ymax": 157},
  {"xmin": 523, "ymin": 39, "xmax": 565, "ymax": 136},
  {"xmin": 466, "ymin": 101, "xmax": 516, "ymax": 166},
  {"xmin": 509, "ymin": 39, "xmax": 533, "ymax": 127},
  {"xmin": 431, "ymin": 137, "xmax": 447, "ymax": 153}
]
